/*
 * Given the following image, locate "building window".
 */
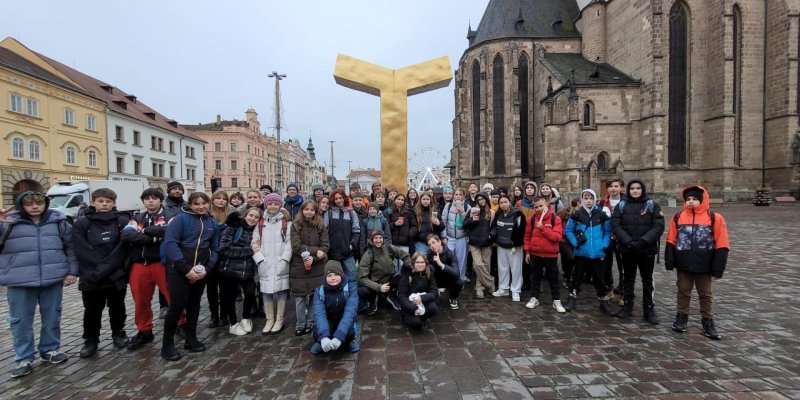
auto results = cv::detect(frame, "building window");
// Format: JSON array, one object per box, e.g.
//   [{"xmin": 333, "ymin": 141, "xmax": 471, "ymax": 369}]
[
  {"xmin": 158, "ymin": 138, "xmax": 163, "ymax": 151},
  {"xmin": 28, "ymin": 140, "xmax": 40, "ymax": 160},
  {"xmin": 66, "ymin": 146, "xmax": 76, "ymax": 164},
  {"xmin": 518, "ymin": 54, "xmax": 530, "ymax": 175},
  {"xmin": 116, "ymin": 157, "xmax": 124, "ymax": 173},
  {"xmin": 732, "ymin": 5, "xmax": 743, "ymax": 166},
  {"xmin": 64, "ymin": 109, "xmax": 75, "ymax": 126},
  {"xmin": 230, "ymin": 142, "xmax": 237, "ymax": 152},
  {"xmin": 185, "ymin": 145, "xmax": 195, "ymax": 158},
  {"xmin": 186, "ymin": 168, "xmax": 196, "ymax": 180},
  {"xmin": 471, "ymin": 61, "xmax": 481, "ymax": 176},
  {"xmin": 169, "ymin": 165, "xmax": 175, "ymax": 178},
  {"xmin": 9, "ymin": 93, "xmax": 23, "ymax": 113},
  {"xmin": 215, "ymin": 160, "xmax": 222, "ymax": 170},
  {"xmin": 231, "ymin": 177, "xmax": 238, "ymax": 188},
  {"xmin": 169, "ymin": 141, "xmax": 175, "ymax": 154},
  {"xmin": 88, "ymin": 150, "xmax": 97, "ymax": 167},
  {"xmin": 214, "ymin": 142, "xmax": 221, "ymax": 152},
  {"xmin": 668, "ymin": 1, "xmax": 689, "ymax": 165},
  {"xmin": 26, "ymin": 98, "xmax": 39, "ymax": 117},
  {"xmin": 133, "ymin": 130, "xmax": 140, "ymax": 145},
  {"xmin": 152, "ymin": 162, "xmax": 164, "ymax": 177},
  {"xmin": 87, "ymin": 115, "xmax": 97, "ymax": 131},
  {"xmin": 134, "ymin": 159, "xmax": 141, "ymax": 175},
  {"xmin": 583, "ymin": 101, "xmax": 595, "ymax": 128},
  {"xmin": 12, "ymin": 137, "xmax": 24, "ymax": 158},
  {"xmin": 492, "ymin": 55, "xmax": 505, "ymax": 175},
  {"xmin": 597, "ymin": 152, "xmax": 608, "ymax": 172},
  {"xmin": 116, "ymin": 126, "xmax": 124, "ymax": 141},
  {"xmin": 231, "ymin": 160, "xmax": 238, "ymax": 170}
]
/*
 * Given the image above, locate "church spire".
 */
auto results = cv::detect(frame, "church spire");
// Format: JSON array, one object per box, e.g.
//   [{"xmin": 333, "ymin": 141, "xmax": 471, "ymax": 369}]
[{"xmin": 307, "ymin": 135, "xmax": 316, "ymax": 160}]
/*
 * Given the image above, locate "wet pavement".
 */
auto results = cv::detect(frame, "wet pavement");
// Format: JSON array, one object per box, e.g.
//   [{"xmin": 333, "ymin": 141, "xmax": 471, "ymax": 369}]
[{"xmin": 1, "ymin": 204, "xmax": 799, "ymax": 399}]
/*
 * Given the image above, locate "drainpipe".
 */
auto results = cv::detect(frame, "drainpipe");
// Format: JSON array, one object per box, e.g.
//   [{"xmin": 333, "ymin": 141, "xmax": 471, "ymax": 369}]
[{"xmin": 761, "ymin": 0, "xmax": 768, "ymax": 189}]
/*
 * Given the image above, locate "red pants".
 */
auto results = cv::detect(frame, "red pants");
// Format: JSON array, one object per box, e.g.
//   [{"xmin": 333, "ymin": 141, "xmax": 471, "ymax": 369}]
[{"xmin": 129, "ymin": 262, "xmax": 185, "ymax": 332}]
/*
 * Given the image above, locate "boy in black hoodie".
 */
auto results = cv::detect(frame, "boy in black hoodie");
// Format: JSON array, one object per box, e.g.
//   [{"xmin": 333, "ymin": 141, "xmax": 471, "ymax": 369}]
[{"xmin": 72, "ymin": 188, "xmax": 131, "ymax": 358}]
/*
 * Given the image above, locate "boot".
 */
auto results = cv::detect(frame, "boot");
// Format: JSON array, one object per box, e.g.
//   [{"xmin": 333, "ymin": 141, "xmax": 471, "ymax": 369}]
[
  {"xmin": 564, "ymin": 291, "xmax": 577, "ymax": 311},
  {"xmin": 643, "ymin": 305, "xmax": 660, "ymax": 325},
  {"xmin": 161, "ymin": 338, "xmax": 182, "ymax": 361},
  {"xmin": 261, "ymin": 302, "xmax": 275, "ymax": 335},
  {"xmin": 615, "ymin": 303, "xmax": 633, "ymax": 319},
  {"xmin": 270, "ymin": 299, "xmax": 287, "ymax": 334},
  {"xmin": 672, "ymin": 312, "xmax": 688, "ymax": 332},
  {"xmin": 702, "ymin": 317, "xmax": 721, "ymax": 340},
  {"xmin": 599, "ymin": 299, "xmax": 616, "ymax": 316}
]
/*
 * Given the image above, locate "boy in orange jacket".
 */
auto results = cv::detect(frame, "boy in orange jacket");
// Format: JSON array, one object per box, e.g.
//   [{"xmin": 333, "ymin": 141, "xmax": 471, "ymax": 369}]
[
  {"xmin": 523, "ymin": 197, "xmax": 565, "ymax": 313},
  {"xmin": 665, "ymin": 186, "xmax": 730, "ymax": 340}
]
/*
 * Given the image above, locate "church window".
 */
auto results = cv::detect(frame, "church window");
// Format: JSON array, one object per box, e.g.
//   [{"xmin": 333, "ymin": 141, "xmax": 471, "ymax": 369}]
[
  {"xmin": 583, "ymin": 101, "xmax": 595, "ymax": 128},
  {"xmin": 597, "ymin": 152, "xmax": 608, "ymax": 172},
  {"xmin": 518, "ymin": 54, "xmax": 530, "ymax": 175},
  {"xmin": 732, "ymin": 5, "xmax": 743, "ymax": 166},
  {"xmin": 493, "ymin": 55, "xmax": 505, "ymax": 175},
  {"xmin": 471, "ymin": 61, "xmax": 481, "ymax": 176},
  {"xmin": 668, "ymin": 2, "xmax": 689, "ymax": 165}
]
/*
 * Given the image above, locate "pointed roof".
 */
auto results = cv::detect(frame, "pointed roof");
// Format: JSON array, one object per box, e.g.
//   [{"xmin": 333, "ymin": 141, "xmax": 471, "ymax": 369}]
[{"xmin": 468, "ymin": 0, "xmax": 581, "ymax": 48}]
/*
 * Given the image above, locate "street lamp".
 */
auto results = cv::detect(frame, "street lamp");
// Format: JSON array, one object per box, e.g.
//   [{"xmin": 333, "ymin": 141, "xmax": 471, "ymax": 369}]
[{"xmin": 268, "ymin": 71, "xmax": 287, "ymax": 192}]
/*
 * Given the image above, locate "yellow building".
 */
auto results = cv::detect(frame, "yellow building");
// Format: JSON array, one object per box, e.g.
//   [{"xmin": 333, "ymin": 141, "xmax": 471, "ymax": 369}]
[{"xmin": 0, "ymin": 38, "xmax": 108, "ymax": 207}]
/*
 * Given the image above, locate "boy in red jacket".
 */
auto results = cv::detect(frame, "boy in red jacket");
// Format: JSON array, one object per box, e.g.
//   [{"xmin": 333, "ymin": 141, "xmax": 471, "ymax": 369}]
[{"xmin": 523, "ymin": 197, "xmax": 565, "ymax": 313}]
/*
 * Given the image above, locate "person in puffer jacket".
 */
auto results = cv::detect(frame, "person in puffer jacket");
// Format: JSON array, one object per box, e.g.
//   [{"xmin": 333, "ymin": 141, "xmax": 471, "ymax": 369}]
[
  {"xmin": 358, "ymin": 229, "xmax": 410, "ymax": 315},
  {"xmin": 441, "ymin": 188, "xmax": 470, "ymax": 281},
  {"xmin": 412, "ymin": 192, "xmax": 444, "ymax": 254},
  {"xmin": 463, "ymin": 192, "xmax": 495, "ymax": 299},
  {"xmin": 665, "ymin": 186, "xmax": 729, "ymax": 340},
  {"xmin": 611, "ymin": 179, "xmax": 665, "ymax": 324},
  {"xmin": 564, "ymin": 189, "xmax": 613, "ymax": 315},
  {"xmin": 219, "ymin": 209, "xmax": 259, "ymax": 336},
  {"xmin": 360, "ymin": 202, "xmax": 392, "ymax": 255},
  {"xmin": 523, "ymin": 196, "xmax": 565, "ymax": 313},
  {"xmin": 397, "ymin": 252, "xmax": 439, "ymax": 330},
  {"xmin": 323, "ymin": 190, "xmax": 361, "ymax": 282},
  {"xmin": 0, "ymin": 192, "xmax": 78, "ymax": 378},
  {"xmin": 310, "ymin": 261, "xmax": 360, "ymax": 354},
  {"xmin": 490, "ymin": 195, "xmax": 527, "ymax": 302},
  {"xmin": 252, "ymin": 193, "xmax": 292, "ymax": 335}
]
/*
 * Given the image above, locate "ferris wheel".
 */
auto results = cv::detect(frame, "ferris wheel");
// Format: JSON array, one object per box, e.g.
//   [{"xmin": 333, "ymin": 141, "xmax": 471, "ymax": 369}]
[{"xmin": 407, "ymin": 147, "xmax": 450, "ymax": 191}]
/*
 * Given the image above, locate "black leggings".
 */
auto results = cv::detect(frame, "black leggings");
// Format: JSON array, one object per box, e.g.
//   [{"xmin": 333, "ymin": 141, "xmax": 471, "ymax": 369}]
[
  {"xmin": 206, "ymin": 269, "xmax": 222, "ymax": 319},
  {"xmin": 401, "ymin": 301, "xmax": 438, "ymax": 329},
  {"xmin": 164, "ymin": 271, "xmax": 206, "ymax": 343},
  {"xmin": 220, "ymin": 277, "xmax": 256, "ymax": 324}
]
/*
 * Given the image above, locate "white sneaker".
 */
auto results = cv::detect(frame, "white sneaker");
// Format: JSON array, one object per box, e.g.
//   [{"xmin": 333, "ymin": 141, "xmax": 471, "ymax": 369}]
[
  {"xmin": 492, "ymin": 289, "xmax": 510, "ymax": 297},
  {"xmin": 240, "ymin": 318, "xmax": 253, "ymax": 333},
  {"xmin": 512, "ymin": 293, "xmax": 521, "ymax": 302},
  {"xmin": 525, "ymin": 298, "xmax": 539, "ymax": 309},
  {"xmin": 229, "ymin": 323, "xmax": 247, "ymax": 336},
  {"xmin": 553, "ymin": 300, "xmax": 566, "ymax": 313}
]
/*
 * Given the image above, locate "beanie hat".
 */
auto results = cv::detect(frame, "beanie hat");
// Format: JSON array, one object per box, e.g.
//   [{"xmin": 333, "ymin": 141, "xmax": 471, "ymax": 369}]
[
  {"xmin": 369, "ymin": 229, "xmax": 384, "ymax": 240},
  {"xmin": 167, "ymin": 181, "xmax": 184, "ymax": 192},
  {"xmin": 368, "ymin": 202, "xmax": 380, "ymax": 212},
  {"xmin": 324, "ymin": 260, "xmax": 344, "ymax": 277},
  {"xmin": 264, "ymin": 193, "xmax": 282, "ymax": 206},
  {"xmin": 443, "ymin": 185, "xmax": 453, "ymax": 193},
  {"xmin": 371, "ymin": 182, "xmax": 382, "ymax": 190},
  {"xmin": 497, "ymin": 186, "xmax": 509, "ymax": 195},
  {"xmin": 684, "ymin": 187, "xmax": 703, "ymax": 203},
  {"xmin": 482, "ymin": 183, "xmax": 494, "ymax": 191},
  {"xmin": 287, "ymin": 183, "xmax": 298, "ymax": 191},
  {"xmin": 259, "ymin": 184, "xmax": 273, "ymax": 193},
  {"xmin": 312, "ymin": 183, "xmax": 325, "ymax": 192}
]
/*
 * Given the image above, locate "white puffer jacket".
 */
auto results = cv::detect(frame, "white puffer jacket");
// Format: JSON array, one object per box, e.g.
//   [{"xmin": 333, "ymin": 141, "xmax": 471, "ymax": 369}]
[{"xmin": 252, "ymin": 210, "xmax": 292, "ymax": 294}]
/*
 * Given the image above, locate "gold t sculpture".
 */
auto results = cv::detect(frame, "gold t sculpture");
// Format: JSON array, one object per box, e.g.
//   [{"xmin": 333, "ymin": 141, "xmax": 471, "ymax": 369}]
[{"xmin": 334, "ymin": 54, "xmax": 452, "ymax": 193}]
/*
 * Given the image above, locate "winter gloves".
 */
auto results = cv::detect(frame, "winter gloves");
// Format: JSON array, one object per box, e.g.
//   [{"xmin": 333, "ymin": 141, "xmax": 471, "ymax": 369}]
[{"xmin": 320, "ymin": 337, "xmax": 343, "ymax": 352}]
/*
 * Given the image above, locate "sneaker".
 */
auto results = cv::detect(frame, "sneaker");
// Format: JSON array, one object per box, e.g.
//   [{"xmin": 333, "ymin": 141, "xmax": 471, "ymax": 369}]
[
  {"xmin": 10, "ymin": 360, "xmax": 33, "ymax": 378},
  {"xmin": 511, "ymin": 293, "xmax": 521, "ymax": 302},
  {"xmin": 159, "ymin": 307, "xmax": 168, "ymax": 319},
  {"xmin": 386, "ymin": 295, "xmax": 401, "ymax": 311},
  {"xmin": 599, "ymin": 299, "xmax": 616, "ymax": 316},
  {"xmin": 475, "ymin": 290, "xmax": 484, "ymax": 299},
  {"xmin": 449, "ymin": 299, "xmax": 459, "ymax": 310},
  {"xmin": 365, "ymin": 300, "xmax": 379, "ymax": 316},
  {"xmin": 438, "ymin": 288, "xmax": 446, "ymax": 294},
  {"xmin": 552, "ymin": 300, "xmax": 566, "ymax": 313},
  {"xmin": 112, "ymin": 331, "xmax": 129, "ymax": 349},
  {"xmin": 525, "ymin": 298, "xmax": 540, "ymax": 309},
  {"xmin": 127, "ymin": 331, "xmax": 155, "ymax": 350},
  {"xmin": 40, "ymin": 350, "xmax": 68, "ymax": 364},
  {"xmin": 229, "ymin": 323, "xmax": 247, "ymax": 336},
  {"xmin": 492, "ymin": 289, "xmax": 510, "ymax": 297},
  {"xmin": 310, "ymin": 342, "xmax": 323, "ymax": 355},
  {"xmin": 348, "ymin": 340, "xmax": 360, "ymax": 353},
  {"xmin": 672, "ymin": 312, "xmax": 689, "ymax": 333},
  {"xmin": 184, "ymin": 340, "xmax": 206, "ymax": 353},
  {"xmin": 464, "ymin": 277, "xmax": 471, "ymax": 283},
  {"xmin": 702, "ymin": 317, "xmax": 721, "ymax": 340},
  {"xmin": 240, "ymin": 318, "xmax": 253, "ymax": 333},
  {"xmin": 643, "ymin": 305, "xmax": 660, "ymax": 325},
  {"xmin": 161, "ymin": 343, "xmax": 182, "ymax": 361}
]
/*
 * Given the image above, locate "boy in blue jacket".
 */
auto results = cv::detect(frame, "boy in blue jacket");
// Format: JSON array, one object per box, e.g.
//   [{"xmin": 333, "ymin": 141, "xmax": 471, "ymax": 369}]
[
  {"xmin": 311, "ymin": 260, "xmax": 360, "ymax": 354},
  {"xmin": 564, "ymin": 189, "xmax": 614, "ymax": 315}
]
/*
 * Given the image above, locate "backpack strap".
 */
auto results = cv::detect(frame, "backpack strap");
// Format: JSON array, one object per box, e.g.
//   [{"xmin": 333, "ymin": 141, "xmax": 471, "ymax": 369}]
[
  {"xmin": 672, "ymin": 210, "xmax": 715, "ymax": 236},
  {"xmin": 233, "ymin": 227, "xmax": 243, "ymax": 244}
]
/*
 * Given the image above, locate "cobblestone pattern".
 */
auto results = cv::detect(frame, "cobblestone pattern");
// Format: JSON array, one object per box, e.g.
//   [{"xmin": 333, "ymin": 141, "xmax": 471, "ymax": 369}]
[{"xmin": 1, "ymin": 204, "xmax": 798, "ymax": 399}]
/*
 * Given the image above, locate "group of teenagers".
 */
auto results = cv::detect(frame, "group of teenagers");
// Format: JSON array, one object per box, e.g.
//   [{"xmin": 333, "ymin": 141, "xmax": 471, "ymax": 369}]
[{"xmin": 0, "ymin": 177, "xmax": 730, "ymax": 379}]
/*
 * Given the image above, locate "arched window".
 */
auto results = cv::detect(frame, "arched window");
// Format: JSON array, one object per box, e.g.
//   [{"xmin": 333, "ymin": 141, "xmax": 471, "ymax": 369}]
[
  {"xmin": 583, "ymin": 101, "xmax": 595, "ymax": 128},
  {"xmin": 66, "ymin": 146, "xmax": 76, "ymax": 164},
  {"xmin": 88, "ymin": 149, "xmax": 98, "ymax": 167},
  {"xmin": 732, "ymin": 5, "xmax": 743, "ymax": 166},
  {"xmin": 493, "ymin": 55, "xmax": 505, "ymax": 175},
  {"xmin": 518, "ymin": 54, "xmax": 530, "ymax": 175},
  {"xmin": 12, "ymin": 137, "xmax": 24, "ymax": 158},
  {"xmin": 471, "ymin": 61, "xmax": 481, "ymax": 176},
  {"xmin": 29, "ymin": 139, "xmax": 40, "ymax": 161},
  {"xmin": 597, "ymin": 152, "xmax": 608, "ymax": 172},
  {"xmin": 668, "ymin": 2, "xmax": 689, "ymax": 165}
]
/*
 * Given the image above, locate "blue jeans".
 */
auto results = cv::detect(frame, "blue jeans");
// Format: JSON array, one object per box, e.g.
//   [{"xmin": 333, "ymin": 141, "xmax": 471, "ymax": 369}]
[
  {"xmin": 6, "ymin": 284, "xmax": 63, "ymax": 362},
  {"xmin": 413, "ymin": 242, "xmax": 430, "ymax": 254},
  {"xmin": 340, "ymin": 256, "xmax": 357, "ymax": 283},
  {"xmin": 447, "ymin": 237, "xmax": 469, "ymax": 281}
]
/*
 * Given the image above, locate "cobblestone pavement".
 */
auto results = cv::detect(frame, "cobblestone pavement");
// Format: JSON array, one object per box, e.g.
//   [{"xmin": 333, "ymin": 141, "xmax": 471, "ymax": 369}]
[{"xmin": 1, "ymin": 204, "xmax": 799, "ymax": 399}]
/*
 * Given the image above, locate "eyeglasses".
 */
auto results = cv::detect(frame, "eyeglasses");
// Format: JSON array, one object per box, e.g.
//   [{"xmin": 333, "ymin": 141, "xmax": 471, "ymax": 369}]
[{"xmin": 413, "ymin": 261, "xmax": 427, "ymax": 265}]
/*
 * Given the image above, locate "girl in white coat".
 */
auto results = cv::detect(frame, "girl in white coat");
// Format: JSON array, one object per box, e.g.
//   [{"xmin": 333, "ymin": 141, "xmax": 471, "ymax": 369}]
[{"xmin": 252, "ymin": 193, "xmax": 293, "ymax": 335}]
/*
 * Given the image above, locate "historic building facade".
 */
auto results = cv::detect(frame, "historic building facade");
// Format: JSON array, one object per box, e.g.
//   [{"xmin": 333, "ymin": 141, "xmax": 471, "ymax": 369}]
[
  {"xmin": 451, "ymin": 0, "xmax": 800, "ymax": 200},
  {"xmin": 0, "ymin": 38, "xmax": 108, "ymax": 208}
]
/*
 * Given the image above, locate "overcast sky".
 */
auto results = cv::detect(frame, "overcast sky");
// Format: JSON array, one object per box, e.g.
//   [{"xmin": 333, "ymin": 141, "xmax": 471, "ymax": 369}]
[{"xmin": 3, "ymin": 0, "xmax": 591, "ymax": 179}]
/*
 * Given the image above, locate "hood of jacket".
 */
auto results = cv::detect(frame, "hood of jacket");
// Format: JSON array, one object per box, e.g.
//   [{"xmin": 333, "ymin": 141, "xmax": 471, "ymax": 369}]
[
  {"xmin": 14, "ymin": 191, "xmax": 51, "ymax": 219},
  {"xmin": 681, "ymin": 185, "xmax": 710, "ymax": 214},
  {"xmin": 624, "ymin": 179, "xmax": 649, "ymax": 203}
]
